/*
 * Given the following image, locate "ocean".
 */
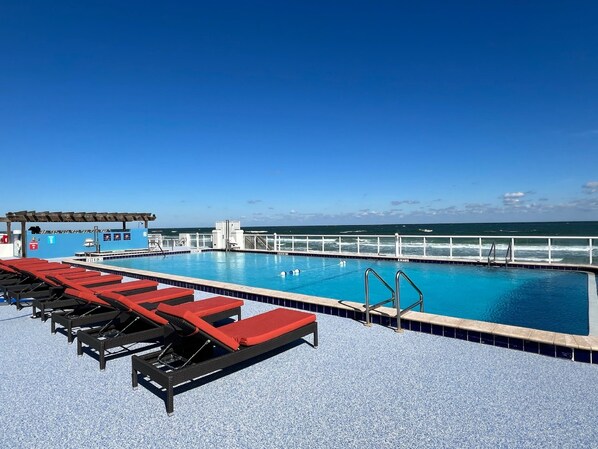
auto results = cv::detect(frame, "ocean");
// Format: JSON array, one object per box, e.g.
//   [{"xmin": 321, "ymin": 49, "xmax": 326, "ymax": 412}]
[
  {"xmin": 151, "ymin": 221, "xmax": 598, "ymax": 237},
  {"xmin": 151, "ymin": 221, "xmax": 598, "ymax": 265}
]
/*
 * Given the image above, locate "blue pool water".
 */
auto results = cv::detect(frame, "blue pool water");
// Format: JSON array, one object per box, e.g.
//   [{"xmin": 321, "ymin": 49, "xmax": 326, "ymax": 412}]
[{"xmin": 103, "ymin": 252, "xmax": 590, "ymax": 335}]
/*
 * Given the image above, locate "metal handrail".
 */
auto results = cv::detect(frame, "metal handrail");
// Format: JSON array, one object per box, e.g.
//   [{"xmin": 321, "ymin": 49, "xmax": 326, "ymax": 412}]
[
  {"xmin": 364, "ymin": 268, "xmax": 395, "ymax": 328},
  {"xmin": 505, "ymin": 241, "xmax": 512, "ymax": 266},
  {"xmin": 487, "ymin": 242, "xmax": 496, "ymax": 266},
  {"xmin": 364, "ymin": 268, "xmax": 424, "ymax": 332},
  {"xmin": 395, "ymin": 270, "xmax": 424, "ymax": 332}
]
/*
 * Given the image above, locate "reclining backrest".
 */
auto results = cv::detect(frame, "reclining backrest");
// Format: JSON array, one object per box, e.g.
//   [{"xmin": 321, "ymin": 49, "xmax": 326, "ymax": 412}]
[
  {"xmin": 50, "ymin": 274, "xmax": 96, "ymax": 293},
  {"xmin": 98, "ymin": 291, "xmax": 167, "ymax": 325},
  {"xmin": 63, "ymin": 287, "xmax": 108, "ymax": 306},
  {"xmin": 156, "ymin": 303, "xmax": 240, "ymax": 351}
]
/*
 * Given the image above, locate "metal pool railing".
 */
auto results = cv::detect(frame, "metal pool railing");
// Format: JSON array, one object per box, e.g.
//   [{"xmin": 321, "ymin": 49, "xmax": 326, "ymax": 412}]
[{"xmin": 241, "ymin": 233, "xmax": 598, "ymax": 266}]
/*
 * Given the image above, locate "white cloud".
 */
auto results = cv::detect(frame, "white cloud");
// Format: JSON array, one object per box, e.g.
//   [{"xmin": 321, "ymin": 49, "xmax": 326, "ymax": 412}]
[
  {"xmin": 582, "ymin": 181, "xmax": 598, "ymax": 194},
  {"xmin": 390, "ymin": 200, "xmax": 420, "ymax": 206},
  {"xmin": 503, "ymin": 192, "xmax": 525, "ymax": 206}
]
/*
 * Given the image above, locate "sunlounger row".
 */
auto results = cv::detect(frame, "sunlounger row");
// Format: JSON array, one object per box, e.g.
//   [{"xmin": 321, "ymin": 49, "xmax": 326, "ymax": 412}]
[{"xmin": 0, "ymin": 257, "xmax": 318, "ymax": 415}]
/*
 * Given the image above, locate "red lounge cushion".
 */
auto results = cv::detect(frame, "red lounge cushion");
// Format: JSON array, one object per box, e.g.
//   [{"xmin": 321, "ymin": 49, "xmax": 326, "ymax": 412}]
[
  {"xmin": 124, "ymin": 287, "xmax": 194, "ymax": 304},
  {"xmin": 76, "ymin": 275, "xmax": 123, "ymax": 287},
  {"xmin": 180, "ymin": 311, "xmax": 241, "ymax": 351},
  {"xmin": 60, "ymin": 270, "xmax": 101, "ymax": 280},
  {"xmin": 64, "ymin": 288, "xmax": 108, "ymax": 306},
  {"xmin": 98, "ymin": 292, "xmax": 166, "ymax": 325},
  {"xmin": 157, "ymin": 296, "xmax": 244, "ymax": 318},
  {"xmin": 220, "ymin": 308, "xmax": 316, "ymax": 347},
  {"xmin": 90, "ymin": 280, "xmax": 159, "ymax": 294},
  {"xmin": 50, "ymin": 274, "xmax": 95, "ymax": 293}
]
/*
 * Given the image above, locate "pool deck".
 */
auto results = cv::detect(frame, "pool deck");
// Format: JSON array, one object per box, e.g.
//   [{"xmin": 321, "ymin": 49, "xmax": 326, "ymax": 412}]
[{"xmin": 2, "ymin": 284, "xmax": 598, "ymax": 448}]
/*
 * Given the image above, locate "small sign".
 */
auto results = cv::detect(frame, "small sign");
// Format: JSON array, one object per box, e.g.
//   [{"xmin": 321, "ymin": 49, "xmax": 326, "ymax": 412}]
[
  {"xmin": 123, "ymin": 233, "xmax": 131, "ymax": 241},
  {"xmin": 47, "ymin": 235, "xmax": 55, "ymax": 244},
  {"xmin": 103, "ymin": 233, "xmax": 112, "ymax": 241},
  {"xmin": 29, "ymin": 239, "xmax": 39, "ymax": 251},
  {"xmin": 113, "ymin": 233, "xmax": 121, "ymax": 241}
]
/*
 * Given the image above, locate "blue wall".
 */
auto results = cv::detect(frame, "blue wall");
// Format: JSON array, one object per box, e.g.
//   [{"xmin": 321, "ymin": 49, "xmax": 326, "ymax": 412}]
[{"xmin": 24, "ymin": 228, "xmax": 149, "ymax": 258}]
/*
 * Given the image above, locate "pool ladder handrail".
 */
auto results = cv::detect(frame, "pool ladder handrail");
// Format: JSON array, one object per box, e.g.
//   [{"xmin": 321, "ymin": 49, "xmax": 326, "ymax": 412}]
[
  {"xmin": 364, "ymin": 268, "xmax": 424, "ymax": 332},
  {"xmin": 487, "ymin": 241, "xmax": 512, "ymax": 267}
]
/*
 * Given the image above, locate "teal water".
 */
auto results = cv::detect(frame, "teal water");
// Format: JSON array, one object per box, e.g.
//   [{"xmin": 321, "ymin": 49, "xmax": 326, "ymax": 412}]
[{"xmin": 103, "ymin": 252, "xmax": 589, "ymax": 335}]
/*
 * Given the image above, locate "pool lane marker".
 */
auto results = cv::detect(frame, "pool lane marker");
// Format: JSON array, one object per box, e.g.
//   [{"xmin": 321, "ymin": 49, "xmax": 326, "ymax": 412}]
[{"xmin": 588, "ymin": 272, "xmax": 598, "ymax": 336}]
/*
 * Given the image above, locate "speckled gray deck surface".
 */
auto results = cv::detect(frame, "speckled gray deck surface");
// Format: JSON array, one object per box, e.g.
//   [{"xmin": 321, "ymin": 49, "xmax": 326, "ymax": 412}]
[{"xmin": 1, "ymin": 288, "xmax": 598, "ymax": 449}]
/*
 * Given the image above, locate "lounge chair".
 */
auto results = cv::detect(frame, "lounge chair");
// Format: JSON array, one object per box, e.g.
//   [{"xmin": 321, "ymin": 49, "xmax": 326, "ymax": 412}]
[
  {"xmin": 131, "ymin": 305, "xmax": 317, "ymax": 415},
  {"xmin": 7, "ymin": 270, "xmax": 123, "ymax": 309},
  {"xmin": 76, "ymin": 291, "xmax": 243, "ymax": 370},
  {"xmin": 33, "ymin": 273, "xmax": 157, "ymax": 320},
  {"xmin": 50, "ymin": 281, "xmax": 179, "ymax": 343}
]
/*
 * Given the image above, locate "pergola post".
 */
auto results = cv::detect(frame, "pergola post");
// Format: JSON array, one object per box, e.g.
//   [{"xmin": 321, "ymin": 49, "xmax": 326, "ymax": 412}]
[{"xmin": 21, "ymin": 221, "xmax": 27, "ymax": 257}]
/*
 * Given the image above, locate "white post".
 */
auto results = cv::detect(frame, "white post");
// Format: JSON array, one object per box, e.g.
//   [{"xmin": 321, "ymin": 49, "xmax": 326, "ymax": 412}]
[
  {"xmin": 590, "ymin": 238, "xmax": 593, "ymax": 265},
  {"xmin": 394, "ymin": 234, "xmax": 398, "ymax": 257},
  {"xmin": 291, "ymin": 236, "xmax": 295, "ymax": 252},
  {"xmin": 423, "ymin": 237, "xmax": 427, "ymax": 257},
  {"xmin": 321, "ymin": 236, "xmax": 324, "ymax": 253},
  {"xmin": 339, "ymin": 236, "xmax": 342, "ymax": 254},
  {"xmin": 548, "ymin": 238, "xmax": 552, "ymax": 263},
  {"xmin": 399, "ymin": 236, "xmax": 403, "ymax": 256},
  {"xmin": 358, "ymin": 237, "xmax": 361, "ymax": 255},
  {"xmin": 306, "ymin": 236, "xmax": 309, "ymax": 252},
  {"xmin": 377, "ymin": 237, "xmax": 380, "ymax": 254},
  {"xmin": 449, "ymin": 237, "xmax": 453, "ymax": 259},
  {"xmin": 478, "ymin": 237, "xmax": 482, "ymax": 260},
  {"xmin": 511, "ymin": 238, "xmax": 515, "ymax": 262},
  {"xmin": 274, "ymin": 233, "xmax": 277, "ymax": 252}
]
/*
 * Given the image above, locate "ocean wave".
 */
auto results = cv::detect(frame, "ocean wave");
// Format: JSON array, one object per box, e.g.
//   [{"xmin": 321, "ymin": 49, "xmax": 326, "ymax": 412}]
[
  {"xmin": 340, "ymin": 230, "xmax": 367, "ymax": 234},
  {"xmin": 419, "ymin": 229, "xmax": 433, "ymax": 233}
]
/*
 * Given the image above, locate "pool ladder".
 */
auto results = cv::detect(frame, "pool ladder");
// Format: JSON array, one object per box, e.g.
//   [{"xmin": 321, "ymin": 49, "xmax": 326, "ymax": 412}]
[
  {"xmin": 364, "ymin": 268, "xmax": 424, "ymax": 332},
  {"xmin": 487, "ymin": 241, "xmax": 512, "ymax": 267}
]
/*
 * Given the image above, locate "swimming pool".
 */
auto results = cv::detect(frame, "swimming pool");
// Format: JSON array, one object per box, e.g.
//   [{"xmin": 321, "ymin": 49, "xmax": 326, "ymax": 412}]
[{"xmin": 103, "ymin": 252, "xmax": 591, "ymax": 335}]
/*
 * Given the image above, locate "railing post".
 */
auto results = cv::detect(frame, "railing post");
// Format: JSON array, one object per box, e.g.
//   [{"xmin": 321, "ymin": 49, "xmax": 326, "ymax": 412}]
[
  {"xmin": 306, "ymin": 236, "xmax": 309, "ymax": 252},
  {"xmin": 478, "ymin": 237, "xmax": 482, "ymax": 260},
  {"xmin": 339, "ymin": 236, "xmax": 342, "ymax": 254},
  {"xmin": 449, "ymin": 237, "xmax": 453, "ymax": 259},
  {"xmin": 394, "ymin": 234, "xmax": 398, "ymax": 257},
  {"xmin": 548, "ymin": 238, "xmax": 552, "ymax": 263},
  {"xmin": 358, "ymin": 236, "xmax": 361, "ymax": 255},
  {"xmin": 395, "ymin": 275, "xmax": 402, "ymax": 333},
  {"xmin": 511, "ymin": 238, "xmax": 515, "ymax": 262},
  {"xmin": 377, "ymin": 237, "xmax": 380, "ymax": 254},
  {"xmin": 399, "ymin": 236, "xmax": 403, "ymax": 256},
  {"xmin": 321, "ymin": 236, "xmax": 324, "ymax": 253},
  {"xmin": 590, "ymin": 238, "xmax": 593, "ymax": 265},
  {"xmin": 423, "ymin": 237, "xmax": 427, "ymax": 257}
]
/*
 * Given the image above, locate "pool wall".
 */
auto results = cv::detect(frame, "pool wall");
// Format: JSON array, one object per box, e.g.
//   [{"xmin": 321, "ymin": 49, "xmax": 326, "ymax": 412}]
[{"xmin": 66, "ymin": 257, "xmax": 598, "ymax": 365}]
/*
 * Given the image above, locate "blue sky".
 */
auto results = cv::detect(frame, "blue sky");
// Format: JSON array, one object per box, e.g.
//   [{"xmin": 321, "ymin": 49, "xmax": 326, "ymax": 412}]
[{"xmin": 1, "ymin": 1, "xmax": 597, "ymax": 228}]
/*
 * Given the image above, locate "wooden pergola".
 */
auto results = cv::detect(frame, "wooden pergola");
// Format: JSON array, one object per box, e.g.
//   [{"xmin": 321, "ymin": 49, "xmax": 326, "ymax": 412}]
[{"xmin": 2, "ymin": 211, "xmax": 156, "ymax": 257}]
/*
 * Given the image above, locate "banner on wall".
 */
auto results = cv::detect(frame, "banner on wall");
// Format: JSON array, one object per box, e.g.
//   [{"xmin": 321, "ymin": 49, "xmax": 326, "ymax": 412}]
[{"xmin": 29, "ymin": 238, "xmax": 39, "ymax": 251}]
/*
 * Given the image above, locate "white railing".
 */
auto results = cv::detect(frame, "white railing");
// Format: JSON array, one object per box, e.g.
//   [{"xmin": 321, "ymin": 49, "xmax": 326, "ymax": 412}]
[
  {"xmin": 148, "ymin": 233, "xmax": 212, "ymax": 252},
  {"xmin": 240, "ymin": 233, "xmax": 597, "ymax": 266}
]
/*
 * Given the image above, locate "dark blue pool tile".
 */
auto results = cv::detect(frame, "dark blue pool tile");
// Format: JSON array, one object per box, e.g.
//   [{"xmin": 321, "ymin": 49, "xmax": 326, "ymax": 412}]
[
  {"xmin": 592, "ymin": 351, "xmax": 598, "ymax": 364},
  {"xmin": 420, "ymin": 322, "xmax": 431, "ymax": 334},
  {"xmin": 523, "ymin": 340, "xmax": 539, "ymax": 354},
  {"xmin": 371, "ymin": 314, "xmax": 381, "ymax": 325},
  {"xmin": 400, "ymin": 319, "xmax": 410, "ymax": 331},
  {"xmin": 494, "ymin": 335, "xmax": 508, "ymax": 348},
  {"xmin": 555, "ymin": 345, "xmax": 573, "ymax": 360},
  {"xmin": 455, "ymin": 328, "xmax": 467, "ymax": 340},
  {"xmin": 324, "ymin": 306, "xmax": 331, "ymax": 315},
  {"xmin": 443, "ymin": 326, "xmax": 455, "ymax": 338},
  {"xmin": 480, "ymin": 333, "xmax": 494, "ymax": 345},
  {"xmin": 539, "ymin": 343, "xmax": 556, "ymax": 357},
  {"xmin": 574, "ymin": 349, "xmax": 591, "ymax": 363},
  {"xmin": 316, "ymin": 305, "xmax": 324, "ymax": 314},
  {"xmin": 431, "ymin": 324, "xmax": 443, "ymax": 336},
  {"xmin": 508, "ymin": 338, "xmax": 524, "ymax": 351},
  {"xmin": 410, "ymin": 321, "xmax": 421, "ymax": 332},
  {"xmin": 467, "ymin": 331, "xmax": 480, "ymax": 343}
]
